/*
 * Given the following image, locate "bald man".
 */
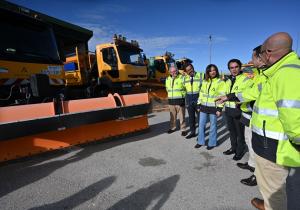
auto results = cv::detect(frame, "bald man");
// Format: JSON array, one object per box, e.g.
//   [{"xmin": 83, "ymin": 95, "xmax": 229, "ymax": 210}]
[{"xmin": 249, "ymin": 32, "xmax": 300, "ymax": 210}]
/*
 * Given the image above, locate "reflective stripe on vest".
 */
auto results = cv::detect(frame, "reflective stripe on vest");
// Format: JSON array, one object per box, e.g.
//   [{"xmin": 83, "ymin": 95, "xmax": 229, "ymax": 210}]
[
  {"xmin": 202, "ymin": 102, "xmax": 216, "ymax": 107},
  {"xmin": 250, "ymin": 52, "xmax": 300, "ymax": 167},
  {"xmin": 198, "ymin": 78, "xmax": 223, "ymax": 107},
  {"xmin": 276, "ymin": 100, "xmax": 300, "ymax": 109},
  {"xmin": 202, "ymin": 93, "xmax": 217, "ymax": 99},
  {"xmin": 242, "ymin": 112, "xmax": 251, "ymax": 120},
  {"xmin": 243, "ymin": 77, "xmax": 250, "ymax": 82},
  {"xmin": 258, "ymin": 83, "xmax": 263, "ymax": 92},
  {"xmin": 184, "ymin": 73, "xmax": 201, "ymax": 94},
  {"xmin": 168, "ymin": 96, "xmax": 185, "ymax": 99},
  {"xmin": 279, "ymin": 64, "xmax": 300, "ymax": 69},
  {"xmin": 251, "ymin": 125, "xmax": 288, "ymax": 140},
  {"xmin": 236, "ymin": 92, "xmax": 244, "ymax": 102},
  {"xmin": 183, "ymin": 79, "xmax": 201, "ymax": 83},
  {"xmin": 293, "ymin": 137, "xmax": 300, "ymax": 143},
  {"xmin": 225, "ymin": 74, "xmax": 252, "ymax": 108},
  {"xmin": 246, "ymin": 103, "xmax": 253, "ymax": 112},
  {"xmin": 225, "ymin": 103, "xmax": 236, "ymax": 108},
  {"xmin": 166, "ymin": 76, "xmax": 185, "ymax": 99},
  {"xmin": 253, "ymin": 106, "xmax": 278, "ymax": 117}
]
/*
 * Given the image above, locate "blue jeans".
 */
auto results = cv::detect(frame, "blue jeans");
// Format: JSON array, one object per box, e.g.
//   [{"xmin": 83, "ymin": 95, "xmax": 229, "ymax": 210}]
[{"xmin": 197, "ymin": 112, "xmax": 217, "ymax": 147}]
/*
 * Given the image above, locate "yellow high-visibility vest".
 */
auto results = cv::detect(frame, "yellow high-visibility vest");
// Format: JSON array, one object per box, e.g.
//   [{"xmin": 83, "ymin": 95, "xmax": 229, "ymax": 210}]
[
  {"xmin": 197, "ymin": 77, "xmax": 224, "ymax": 108},
  {"xmin": 165, "ymin": 75, "xmax": 186, "ymax": 99},
  {"xmin": 251, "ymin": 52, "xmax": 300, "ymax": 167},
  {"xmin": 224, "ymin": 74, "xmax": 254, "ymax": 108},
  {"xmin": 183, "ymin": 72, "xmax": 203, "ymax": 95}
]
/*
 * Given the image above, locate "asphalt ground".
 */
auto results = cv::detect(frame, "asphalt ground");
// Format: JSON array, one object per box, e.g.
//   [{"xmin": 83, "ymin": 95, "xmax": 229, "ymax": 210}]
[{"xmin": 0, "ymin": 111, "xmax": 260, "ymax": 210}]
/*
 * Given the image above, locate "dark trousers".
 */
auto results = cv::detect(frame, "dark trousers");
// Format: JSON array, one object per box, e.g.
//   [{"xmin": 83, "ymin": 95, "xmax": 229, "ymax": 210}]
[
  {"xmin": 287, "ymin": 167, "xmax": 300, "ymax": 210},
  {"xmin": 187, "ymin": 103, "xmax": 199, "ymax": 134},
  {"xmin": 225, "ymin": 113, "xmax": 246, "ymax": 156}
]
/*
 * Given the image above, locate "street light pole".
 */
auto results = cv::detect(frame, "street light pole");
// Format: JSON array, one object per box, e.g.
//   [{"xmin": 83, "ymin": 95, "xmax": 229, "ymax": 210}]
[
  {"xmin": 296, "ymin": 32, "xmax": 299, "ymax": 55},
  {"xmin": 209, "ymin": 35, "xmax": 212, "ymax": 64}
]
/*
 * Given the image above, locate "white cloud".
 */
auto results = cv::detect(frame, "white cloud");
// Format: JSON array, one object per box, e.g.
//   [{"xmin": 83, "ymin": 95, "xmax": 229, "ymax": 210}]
[
  {"xmin": 75, "ymin": 23, "xmax": 116, "ymax": 50},
  {"xmin": 75, "ymin": 22, "xmax": 228, "ymax": 57},
  {"xmin": 134, "ymin": 35, "xmax": 228, "ymax": 53}
]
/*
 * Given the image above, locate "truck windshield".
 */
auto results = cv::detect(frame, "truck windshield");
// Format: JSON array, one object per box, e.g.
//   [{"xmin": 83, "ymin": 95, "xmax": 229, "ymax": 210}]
[
  {"xmin": 117, "ymin": 46, "xmax": 145, "ymax": 66},
  {"xmin": 0, "ymin": 12, "xmax": 61, "ymax": 64}
]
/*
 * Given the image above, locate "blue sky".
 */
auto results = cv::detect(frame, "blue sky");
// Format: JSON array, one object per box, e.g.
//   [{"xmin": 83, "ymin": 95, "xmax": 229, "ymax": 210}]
[{"xmin": 9, "ymin": 0, "xmax": 300, "ymax": 73}]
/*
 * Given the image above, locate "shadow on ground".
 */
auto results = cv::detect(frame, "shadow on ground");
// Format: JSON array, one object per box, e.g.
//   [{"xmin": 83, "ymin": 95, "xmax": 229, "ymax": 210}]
[
  {"xmin": 108, "ymin": 175, "xmax": 180, "ymax": 210},
  {"xmin": 29, "ymin": 176, "xmax": 116, "ymax": 210},
  {"xmin": 0, "ymin": 116, "xmax": 169, "ymax": 198}
]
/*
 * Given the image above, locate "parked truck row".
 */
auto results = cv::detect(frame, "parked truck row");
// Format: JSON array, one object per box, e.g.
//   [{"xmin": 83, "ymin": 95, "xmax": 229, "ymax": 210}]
[
  {"xmin": 0, "ymin": 0, "xmax": 150, "ymax": 162},
  {"xmin": 0, "ymin": 0, "xmax": 202, "ymax": 107}
]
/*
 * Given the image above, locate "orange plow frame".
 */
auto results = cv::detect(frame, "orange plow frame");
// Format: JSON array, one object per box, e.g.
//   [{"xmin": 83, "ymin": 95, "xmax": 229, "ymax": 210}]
[{"xmin": 0, "ymin": 93, "xmax": 149, "ymax": 162}]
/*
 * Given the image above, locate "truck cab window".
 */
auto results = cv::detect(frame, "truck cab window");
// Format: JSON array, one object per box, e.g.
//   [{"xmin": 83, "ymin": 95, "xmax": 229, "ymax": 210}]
[
  {"xmin": 102, "ymin": 47, "xmax": 117, "ymax": 66},
  {"xmin": 0, "ymin": 11, "xmax": 61, "ymax": 64},
  {"xmin": 154, "ymin": 59, "xmax": 166, "ymax": 73}
]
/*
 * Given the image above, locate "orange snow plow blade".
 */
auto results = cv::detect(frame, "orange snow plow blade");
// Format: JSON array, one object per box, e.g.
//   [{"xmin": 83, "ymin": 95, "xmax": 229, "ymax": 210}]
[{"xmin": 0, "ymin": 93, "xmax": 149, "ymax": 162}]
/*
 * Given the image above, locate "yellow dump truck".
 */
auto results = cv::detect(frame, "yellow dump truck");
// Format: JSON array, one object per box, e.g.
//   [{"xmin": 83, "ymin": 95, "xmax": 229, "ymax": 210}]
[
  {"xmin": 0, "ymin": 0, "xmax": 93, "ymax": 106},
  {"xmin": 63, "ymin": 34, "xmax": 148, "ymax": 98},
  {"xmin": 146, "ymin": 51, "xmax": 175, "ymax": 83},
  {"xmin": 0, "ymin": 1, "xmax": 150, "ymax": 163}
]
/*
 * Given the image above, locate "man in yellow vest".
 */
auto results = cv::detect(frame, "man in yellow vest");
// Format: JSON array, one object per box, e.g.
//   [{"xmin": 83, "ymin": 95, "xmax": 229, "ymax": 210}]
[
  {"xmin": 217, "ymin": 32, "xmax": 300, "ymax": 210},
  {"xmin": 184, "ymin": 64, "xmax": 203, "ymax": 139},
  {"xmin": 250, "ymin": 32, "xmax": 300, "ymax": 210},
  {"xmin": 222, "ymin": 59, "xmax": 254, "ymax": 160},
  {"xmin": 165, "ymin": 66, "xmax": 188, "ymax": 136},
  {"xmin": 237, "ymin": 45, "xmax": 266, "ymax": 188}
]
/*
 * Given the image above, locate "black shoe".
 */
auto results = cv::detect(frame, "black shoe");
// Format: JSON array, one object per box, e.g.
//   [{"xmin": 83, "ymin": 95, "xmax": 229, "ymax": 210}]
[
  {"xmin": 223, "ymin": 148, "xmax": 235, "ymax": 155},
  {"xmin": 233, "ymin": 154, "xmax": 243, "ymax": 161},
  {"xmin": 186, "ymin": 133, "xmax": 196, "ymax": 139},
  {"xmin": 167, "ymin": 129, "xmax": 176, "ymax": 134},
  {"xmin": 233, "ymin": 150, "xmax": 246, "ymax": 161},
  {"xmin": 181, "ymin": 131, "xmax": 188, "ymax": 136},
  {"xmin": 194, "ymin": 144, "xmax": 202, "ymax": 148},
  {"xmin": 241, "ymin": 175, "xmax": 257, "ymax": 186},
  {"xmin": 207, "ymin": 146, "xmax": 214, "ymax": 150},
  {"xmin": 236, "ymin": 162, "xmax": 255, "ymax": 172}
]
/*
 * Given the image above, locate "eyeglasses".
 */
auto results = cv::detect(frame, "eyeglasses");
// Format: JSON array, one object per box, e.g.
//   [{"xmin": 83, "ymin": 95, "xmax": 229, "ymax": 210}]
[{"xmin": 259, "ymin": 48, "xmax": 278, "ymax": 57}]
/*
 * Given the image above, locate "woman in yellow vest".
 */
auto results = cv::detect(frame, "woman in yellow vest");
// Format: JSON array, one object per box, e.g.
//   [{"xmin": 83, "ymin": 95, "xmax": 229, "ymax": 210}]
[{"xmin": 195, "ymin": 64, "xmax": 224, "ymax": 149}]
